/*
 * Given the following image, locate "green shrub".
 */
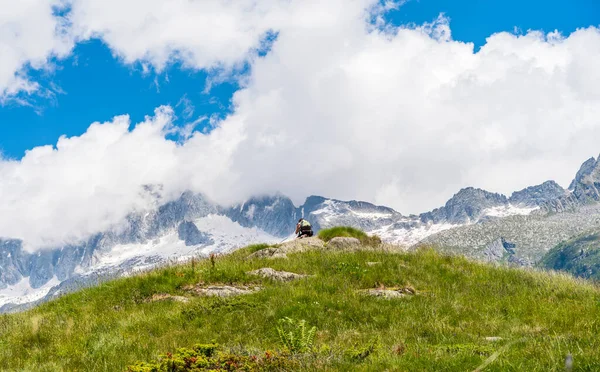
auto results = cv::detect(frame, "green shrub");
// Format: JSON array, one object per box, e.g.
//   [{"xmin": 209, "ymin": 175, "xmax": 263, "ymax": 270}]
[
  {"xmin": 346, "ymin": 338, "xmax": 381, "ymax": 361},
  {"xmin": 126, "ymin": 344, "xmax": 299, "ymax": 371},
  {"xmin": 318, "ymin": 226, "xmax": 381, "ymax": 246},
  {"xmin": 126, "ymin": 343, "xmax": 217, "ymax": 371},
  {"xmin": 276, "ymin": 317, "xmax": 317, "ymax": 354}
]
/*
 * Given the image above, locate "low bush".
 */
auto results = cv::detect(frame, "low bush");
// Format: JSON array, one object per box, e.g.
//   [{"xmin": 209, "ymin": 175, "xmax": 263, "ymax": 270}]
[
  {"xmin": 318, "ymin": 226, "xmax": 381, "ymax": 246},
  {"xmin": 126, "ymin": 344, "xmax": 299, "ymax": 371}
]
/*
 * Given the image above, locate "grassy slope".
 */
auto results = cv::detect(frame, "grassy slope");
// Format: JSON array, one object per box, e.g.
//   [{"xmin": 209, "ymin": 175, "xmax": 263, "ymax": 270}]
[
  {"xmin": 540, "ymin": 232, "xmax": 600, "ymax": 280},
  {"xmin": 1, "ymin": 245, "xmax": 599, "ymax": 371}
]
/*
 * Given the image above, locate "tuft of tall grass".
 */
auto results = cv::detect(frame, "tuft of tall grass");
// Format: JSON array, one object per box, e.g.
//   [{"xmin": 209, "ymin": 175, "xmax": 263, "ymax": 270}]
[{"xmin": 318, "ymin": 226, "xmax": 382, "ymax": 246}]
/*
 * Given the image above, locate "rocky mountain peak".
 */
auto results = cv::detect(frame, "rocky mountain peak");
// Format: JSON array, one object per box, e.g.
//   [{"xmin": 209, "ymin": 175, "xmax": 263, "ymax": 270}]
[
  {"xmin": 569, "ymin": 156, "xmax": 600, "ymax": 203},
  {"xmin": 224, "ymin": 194, "xmax": 299, "ymax": 237},
  {"xmin": 509, "ymin": 181, "xmax": 566, "ymax": 207},
  {"xmin": 420, "ymin": 187, "xmax": 508, "ymax": 224},
  {"xmin": 569, "ymin": 157, "xmax": 597, "ymax": 191}
]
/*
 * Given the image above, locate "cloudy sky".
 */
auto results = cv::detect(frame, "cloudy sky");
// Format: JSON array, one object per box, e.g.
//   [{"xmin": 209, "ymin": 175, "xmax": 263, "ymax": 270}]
[{"xmin": 1, "ymin": 0, "xmax": 599, "ymax": 248}]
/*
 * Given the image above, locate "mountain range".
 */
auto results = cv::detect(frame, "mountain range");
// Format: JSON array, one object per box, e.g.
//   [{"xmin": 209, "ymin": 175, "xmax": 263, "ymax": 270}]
[{"xmin": 2, "ymin": 154, "xmax": 600, "ymax": 312}]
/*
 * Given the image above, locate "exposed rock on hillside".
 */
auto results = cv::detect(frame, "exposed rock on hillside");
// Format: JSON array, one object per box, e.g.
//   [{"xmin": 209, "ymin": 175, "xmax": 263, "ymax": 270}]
[
  {"xmin": 360, "ymin": 287, "xmax": 417, "ymax": 299},
  {"xmin": 570, "ymin": 156, "xmax": 600, "ymax": 203},
  {"xmin": 277, "ymin": 237, "xmax": 326, "ymax": 253},
  {"xmin": 184, "ymin": 285, "xmax": 260, "ymax": 297},
  {"xmin": 177, "ymin": 221, "xmax": 213, "ymax": 246},
  {"xmin": 327, "ymin": 237, "xmax": 361, "ymax": 250},
  {"xmin": 247, "ymin": 248, "xmax": 287, "ymax": 260},
  {"xmin": 247, "ymin": 268, "xmax": 308, "ymax": 281}
]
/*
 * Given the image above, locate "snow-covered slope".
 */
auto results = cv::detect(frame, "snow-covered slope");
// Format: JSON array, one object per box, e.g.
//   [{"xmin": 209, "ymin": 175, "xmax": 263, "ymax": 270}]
[
  {"xmin": 0, "ymin": 215, "xmax": 278, "ymax": 311},
  {"xmin": 0, "ymin": 276, "xmax": 60, "ymax": 308}
]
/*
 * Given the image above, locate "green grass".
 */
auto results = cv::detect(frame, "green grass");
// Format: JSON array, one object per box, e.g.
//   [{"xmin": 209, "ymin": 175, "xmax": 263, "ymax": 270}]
[
  {"xmin": 1, "ymin": 243, "xmax": 599, "ymax": 371},
  {"xmin": 245, "ymin": 243, "xmax": 272, "ymax": 254},
  {"xmin": 318, "ymin": 226, "xmax": 382, "ymax": 246}
]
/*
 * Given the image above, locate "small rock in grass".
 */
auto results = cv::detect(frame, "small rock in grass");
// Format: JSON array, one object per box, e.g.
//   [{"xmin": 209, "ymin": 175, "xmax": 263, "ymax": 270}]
[
  {"xmin": 185, "ymin": 285, "xmax": 260, "ymax": 297},
  {"xmin": 247, "ymin": 268, "xmax": 309, "ymax": 282},
  {"xmin": 484, "ymin": 337, "xmax": 503, "ymax": 342},
  {"xmin": 360, "ymin": 287, "xmax": 417, "ymax": 299},
  {"xmin": 248, "ymin": 248, "xmax": 288, "ymax": 259},
  {"xmin": 366, "ymin": 262, "xmax": 381, "ymax": 266},
  {"xmin": 148, "ymin": 293, "xmax": 190, "ymax": 303}
]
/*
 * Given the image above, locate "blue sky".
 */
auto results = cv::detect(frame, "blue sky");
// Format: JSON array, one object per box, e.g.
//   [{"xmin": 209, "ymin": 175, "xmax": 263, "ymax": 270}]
[{"xmin": 0, "ymin": 0, "xmax": 598, "ymax": 160}]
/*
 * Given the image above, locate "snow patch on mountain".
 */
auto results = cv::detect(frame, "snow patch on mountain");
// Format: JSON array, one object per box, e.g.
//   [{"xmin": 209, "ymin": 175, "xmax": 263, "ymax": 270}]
[
  {"xmin": 0, "ymin": 276, "xmax": 60, "ymax": 308},
  {"xmin": 88, "ymin": 234, "xmax": 187, "ymax": 272},
  {"xmin": 194, "ymin": 214, "xmax": 280, "ymax": 253},
  {"xmin": 369, "ymin": 222, "xmax": 457, "ymax": 247},
  {"xmin": 482, "ymin": 205, "xmax": 539, "ymax": 218}
]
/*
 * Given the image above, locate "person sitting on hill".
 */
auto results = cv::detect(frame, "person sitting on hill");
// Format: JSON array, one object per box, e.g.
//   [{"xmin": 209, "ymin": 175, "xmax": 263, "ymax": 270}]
[{"xmin": 295, "ymin": 218, "xmax": 313, "ymax": 239}]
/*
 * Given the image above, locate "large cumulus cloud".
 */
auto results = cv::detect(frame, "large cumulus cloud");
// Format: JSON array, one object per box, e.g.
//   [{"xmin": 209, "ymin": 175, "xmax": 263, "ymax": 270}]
[
  {"xmin": 1, "ymin": 0, "xmax": 600, "ymax": 249},
  {"xmin": 0, "ymin": 0, "xmax": 73, "ymax": 99}
]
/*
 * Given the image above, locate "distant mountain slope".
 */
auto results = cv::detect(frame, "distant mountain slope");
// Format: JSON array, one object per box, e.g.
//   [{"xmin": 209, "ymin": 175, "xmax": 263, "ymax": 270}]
[
  {"xmin": 420, "ymin": 187, "xmax": 508, "ymax": 224},
  {"xmin": 508, "ymin": 180, "xmax": 567, "ymax": 208},
  {"xmin": 419, "ymin": 155, "xmax": 600, "ymax": 264},
  {"xmin": 540, "ymin": 232, "xmax": 600, "ymax": 280}
]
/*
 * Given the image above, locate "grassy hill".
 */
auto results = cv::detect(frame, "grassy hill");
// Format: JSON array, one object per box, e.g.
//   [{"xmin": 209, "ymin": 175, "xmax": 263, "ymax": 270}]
[{"xmin": 1, "ymin": 231, "xmax": 599, "ymax": 371}]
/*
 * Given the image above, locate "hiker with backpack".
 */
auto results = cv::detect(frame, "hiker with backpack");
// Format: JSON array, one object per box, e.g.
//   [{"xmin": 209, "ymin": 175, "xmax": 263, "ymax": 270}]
[{"xmin": 295, "ymin": 218, "xmax": 313, "ymax": 239}]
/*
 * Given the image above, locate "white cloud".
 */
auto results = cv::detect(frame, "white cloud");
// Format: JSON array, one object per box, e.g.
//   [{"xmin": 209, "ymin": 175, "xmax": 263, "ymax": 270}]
[
  {"xmin": 0, "ymin": 0, "xmax": 73, "ymax": 100},
  {"xmin": 1, "ymin": 0, "xmax": 600, "ymax": 249},
  {"xmin": 67, "ymin": 0, "xmax": 292, "ymax": 72},
  {"xmin": 0, "ymin": 0, "xmax": 291, "ymax": 100},
  {"xmin": 217, "ymin": 6, "xmax": 600, "ymax": 213},
  {"xmin": 0, "ymin": 106, "xmax": 244, "ymax": 249}
]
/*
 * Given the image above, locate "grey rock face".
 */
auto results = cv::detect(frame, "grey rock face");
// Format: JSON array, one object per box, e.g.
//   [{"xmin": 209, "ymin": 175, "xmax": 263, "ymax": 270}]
[
  {"xmin": 420, "ymin": 187, "xmax": 508, "ymax": 224},
  {"xmin": 509, "ymin": 181, "xmax": 567, "ymax": 207},
  {"xmin": 149, "ymin": 191, "xmax": 217, "ymax": 238},
  {"xmin": 569, "ymin": 157, "xmax": 597, "ymax": 190},
  {"xmin": 301, "ymin": 195, "xmax": 400, "ymax": 233},
  {"xmin": 177, "ymin": 221, "xmax": 213, "ymax": 246},
  {"xmin": 533, "ymin": 156, "xmax": 600, "ymax": 213},
  {"xmin": 28, "ymin": 251, "xmax": 55, "ymax": 289},
  {"xmin": 569, "ymin": 156, "xmax": 600, "ymax": 203},
  {"xmin": 225, "ymin": 194, "xmax": 298, "ymax": 237},
  {"xmin": 0, "ymin": 240, "xmax": 26, "ymax": 289},
  {"xmin": 482, "ymin": 237, "xmax": 516, "ymax": 263}
]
